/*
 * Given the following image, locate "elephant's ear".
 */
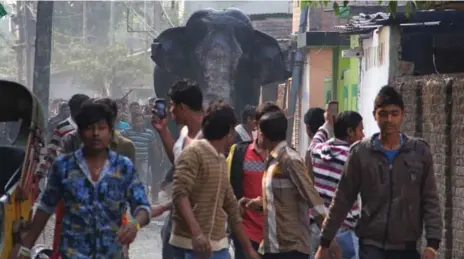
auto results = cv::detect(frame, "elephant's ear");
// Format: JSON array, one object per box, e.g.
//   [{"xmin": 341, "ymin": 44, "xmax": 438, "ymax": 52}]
[
  {"xmin": 252, "ymin": 30, "xmax": 292, "ymax": 85},
  {"xmin": 151, "ymin": 27, "xmax": 190, "ymax": 78}
]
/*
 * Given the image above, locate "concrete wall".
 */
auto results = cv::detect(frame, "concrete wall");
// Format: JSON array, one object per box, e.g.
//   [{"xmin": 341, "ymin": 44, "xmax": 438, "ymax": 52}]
[
  {"xmin": 358, "ymin": 26, "xmax": 400, "ymax": 136},
  {"xmin": 394, "ymin": 74, "xmax": 464, "ymax": 259},
  {"xmin": 296, "ymin": 48, "xmax": 332, "ymax": 154},
  {"xmin": 308, "ymin": 48, "xmax": 332, "ymax": 108},
  {"xmin": 342, "ymin": 35, "xmax": 361, "ymax": 112},
  {"xmin": 291, "ymin": 0, "xmax": 300, "ymax": 33}
]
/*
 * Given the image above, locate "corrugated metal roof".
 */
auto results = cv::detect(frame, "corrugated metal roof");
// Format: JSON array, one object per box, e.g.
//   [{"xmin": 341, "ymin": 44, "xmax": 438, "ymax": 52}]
[{"xmin": 335, "ymin": 10, "xmax": 464, "ymax": 34}]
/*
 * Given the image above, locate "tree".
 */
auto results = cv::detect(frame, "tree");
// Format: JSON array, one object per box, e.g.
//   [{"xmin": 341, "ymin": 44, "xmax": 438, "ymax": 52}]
[
  {"xmin": 54, "ymin": 42, "xmax": 151, "ymax": 97},
  {"xmin": 302, "ymin": 1, "xmax": 458, "ymax": 17},
  {"xmin": 50, "ymin": 1, "xmax": 153, "ymax": 97}
]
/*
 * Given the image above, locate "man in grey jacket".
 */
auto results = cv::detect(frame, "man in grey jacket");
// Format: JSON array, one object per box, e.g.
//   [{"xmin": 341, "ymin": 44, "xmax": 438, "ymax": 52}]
[{"xmin": 315, "ymin": 85, "xmax": 442, "ymax": 259}]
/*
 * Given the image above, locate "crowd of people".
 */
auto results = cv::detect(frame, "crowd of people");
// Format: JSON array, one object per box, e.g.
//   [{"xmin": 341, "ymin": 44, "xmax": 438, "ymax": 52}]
[{"xmin": 8, "ymin": 81, "xmax": 442, "ymax": 259}]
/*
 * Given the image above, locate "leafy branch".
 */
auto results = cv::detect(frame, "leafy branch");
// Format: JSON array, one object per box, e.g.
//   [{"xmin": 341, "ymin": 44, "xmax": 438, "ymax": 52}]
[
  {"xmin": 52, "ymin": 42, "xmax": 151, "ymax": 96},
  {"xmin": 301, "ymin": 1, "xmax": 456, "ymax": 17}
]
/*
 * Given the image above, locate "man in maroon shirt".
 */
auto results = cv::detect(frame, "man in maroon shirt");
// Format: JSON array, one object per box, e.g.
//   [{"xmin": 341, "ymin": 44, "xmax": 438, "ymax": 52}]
[{"xmin": 227, "ymin": 102, "xmax": 282, "ymax": 258}]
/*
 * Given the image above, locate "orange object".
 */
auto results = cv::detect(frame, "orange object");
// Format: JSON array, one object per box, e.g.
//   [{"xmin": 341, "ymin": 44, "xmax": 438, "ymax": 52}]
[{"xmin": 122, "ymin": 214, "xmax": 129, "ymax": 225}]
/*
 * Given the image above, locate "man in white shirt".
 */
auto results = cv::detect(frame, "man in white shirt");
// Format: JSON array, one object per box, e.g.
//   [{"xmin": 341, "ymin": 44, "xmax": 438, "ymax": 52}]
[{"xmin": 150, "ymin": 81, "xmax": 204, "ymax": 259}]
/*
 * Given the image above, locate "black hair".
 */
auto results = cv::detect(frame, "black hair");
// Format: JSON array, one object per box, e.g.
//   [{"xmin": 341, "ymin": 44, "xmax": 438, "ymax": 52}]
[
  {"xmin": 95, "ymin": 98, "xmax": 118, "ymax": 120},
  {"xmin": 131, "ymin": 112, "xmax": 143, "ymax": 122},
  {"xmin": 304, "ymin": 107, "xmax": 325, "ymax": 134},
  {"xmin": 202, "ymin": 100, "xmax": 237, "ymax": 141},
  {"xmin": 129, "ymin": 101, "xmax": 140, "ymax": 108},
  {"xmin": 374, "ymin": 85, "xmax": 404, "ymax": 111},
  {"xmin": 241, "ymin": 105, "xmax": 257, "ymax": 123},
  {"xmin": 258, "ymin": 111, "xmax": 287, "ymax": 142},
  {"xmin": 168, "ymin": 81, "xmax": 203, "ymax": 112},
  {"xmin": 255, "ymin": 101, "xmax": 282, "ymax": 121},
  {"xmin": 59, "ymin": 102, "xmax": 69, "ymax": 110},
  {"xmin": 75, "ymin": 99, "xmax": 114, "ymax": 131},
  {"xmin": 68, "ymin": 94, "xmax": 90, "ymax": 118},
  {"xmin": 334, "ymin": 111, "xmax": 363, "ymax": 139}
]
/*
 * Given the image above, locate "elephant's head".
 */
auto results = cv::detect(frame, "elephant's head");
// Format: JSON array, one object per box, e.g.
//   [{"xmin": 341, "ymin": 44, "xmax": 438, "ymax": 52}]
[{"xmin": 151, "ymin": 8, "xmax": 291, "ymax": 107}]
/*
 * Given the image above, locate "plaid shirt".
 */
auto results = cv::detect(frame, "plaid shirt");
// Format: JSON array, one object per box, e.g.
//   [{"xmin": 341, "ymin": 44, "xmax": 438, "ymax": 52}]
[
  {"xmin": 260, "ymin": 141, "xmax": 327, "ymax": 255},
  {"xmin": 37, "ymin": 149, "xmax": 151, "ymax": 258}
]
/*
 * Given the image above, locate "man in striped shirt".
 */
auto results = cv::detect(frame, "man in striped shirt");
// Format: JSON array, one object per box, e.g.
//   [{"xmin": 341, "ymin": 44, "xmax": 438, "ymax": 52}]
[
  {"xmin": 122, "ymin": 112, "xmax": 156, "ymax": 186},
  {"xmin": 36, "ymin": 94, "xmax": 89, "ymax": 178},
  {"xmin": 47, "ymin": 101, "xmax": 70, "ymax": 140},
  {"xmin": 309, "ymin": 110, "xmax": 364, "ymax": 259},
  {"xmin": 247, "ymin": 110, "xmax": 340, "ymax": 259}
]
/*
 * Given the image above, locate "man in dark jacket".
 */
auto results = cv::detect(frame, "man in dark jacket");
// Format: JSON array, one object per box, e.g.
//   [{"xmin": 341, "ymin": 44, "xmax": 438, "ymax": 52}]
[{"xmin": 315, "ymin": 86, "xmax": 442, "ymax": 259}]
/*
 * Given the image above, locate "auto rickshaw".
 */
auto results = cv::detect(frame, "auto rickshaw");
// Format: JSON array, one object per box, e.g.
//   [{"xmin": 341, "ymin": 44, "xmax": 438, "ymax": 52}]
[{"xmin": 0, "ymin": 80, "xmax": 46, "ymax": 259}]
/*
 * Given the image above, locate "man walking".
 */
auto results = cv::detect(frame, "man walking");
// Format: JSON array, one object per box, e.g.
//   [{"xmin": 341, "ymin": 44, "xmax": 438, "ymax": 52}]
[
  {"xmin": 47, "ymin": 101, "xmax": 70, "ymax": 140},
  {"xmin": 247, "ymin": 110, "xmax": 339, "ymax": 259},
  {"xmin": 246, "ymin": 111, "xmax": 340, "ymax": 259},
  {"xmin": 151, "ymin": 81, "xmax": 204, "ymax": 259},
  {"xmin": 309, "ymin": 110, "xmax": 364, "ymax": 259},
  {"xmin": 303, "ymin": 107, "xmax": 325, "ymax": 171},
  {"xmin": 227, "ymin": 102, "xmax": 282, "ymax": 258},
  {"xmin": 315, "ymin": 86, "xmax": 442, "ymax": 259},
  {"xmin": 234, "ymin": 105, "xmax": 257, "ymax": 143},
  {"xmin": 122, "ymin": 112, "xmax": 157, "ymax": 190},
  {"xmin": 11, "ymin": 100, "xmax": 150, "ymax": 259},
  {"xmin": 171, "ymin": 101, "xmax": 259, "ymax": 259},
  {"xmin": 36, "ymin": 94, "xmax": 89, "ymax": 177},
  {"xmin": 61, "ymin": 98, "xmax": 136, "ymax": 259}
]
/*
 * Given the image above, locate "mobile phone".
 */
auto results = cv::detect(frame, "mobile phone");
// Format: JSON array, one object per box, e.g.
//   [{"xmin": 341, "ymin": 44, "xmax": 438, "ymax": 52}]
[
  {"xmin": 154, "ymin": 98, "xmax": 167, "ymax": 119},
  {"xmin": 327, "ymin": 101, "xmax": 339, "ymax": 116}
]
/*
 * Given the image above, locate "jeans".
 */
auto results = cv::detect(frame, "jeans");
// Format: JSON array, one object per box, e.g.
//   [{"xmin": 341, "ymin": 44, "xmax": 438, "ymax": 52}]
[
  {"xmin": 231, "ymin": 235, "xmax": 260, "ymax": 259},
  {"xmin": 173, "ymin": 246, "xmax": 229, "ymax": 259},
  {"xmin": 309, "ymin": 224, "xmax": 359, "ymax": 259},
  {"xmin": 358, "ymin": 244, "xmax": 420, "ymax": 259},
  {"xmin": 161, "ymin": 212, "xmax": 174, "ymax": 259},
  {"xmin": 135, "ymin": 160, "xmax": 150, "ymax": 186},
  {"xmin": 262, "ymin": 251, "xmax": 308, "ymax": 259}
]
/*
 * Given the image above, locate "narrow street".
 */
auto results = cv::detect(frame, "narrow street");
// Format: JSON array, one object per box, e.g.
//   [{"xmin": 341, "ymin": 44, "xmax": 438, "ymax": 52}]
[{"xmin": 129, "ymin": 220, "xmax": 164, "ymax": 259}]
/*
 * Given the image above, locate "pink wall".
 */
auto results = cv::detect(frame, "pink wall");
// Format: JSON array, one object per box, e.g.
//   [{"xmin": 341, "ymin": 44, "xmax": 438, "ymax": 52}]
[{"xmin": 308, "ymin": 49, "xmax": 332, "ymax": 108}]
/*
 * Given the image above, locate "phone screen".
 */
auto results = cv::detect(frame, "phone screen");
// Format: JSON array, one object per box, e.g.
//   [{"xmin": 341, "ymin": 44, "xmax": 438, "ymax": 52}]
[
  {"xmin": 155, "ymin": 100, "xmax": 166, "ymax": 119},
  {"xmin": 328, "ymin": 102, "xmax": 339, "ymax": 116}
]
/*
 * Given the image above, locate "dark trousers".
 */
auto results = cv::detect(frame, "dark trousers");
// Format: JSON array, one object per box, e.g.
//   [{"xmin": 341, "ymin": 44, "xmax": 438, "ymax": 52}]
[
  {"xmin": 359, "ymin": 244, "xmax": 420, "ymax": 259},
  {"xmin": 232, "ymin": 236, "xmax": 260, "ymax": 259},
  {"xmin": 262, "ymin": 251, "xmax": 308, "ymax": 259},
  {"xmin": 161, "ymin": 212, "xmax": 174, "ymax": 259}
]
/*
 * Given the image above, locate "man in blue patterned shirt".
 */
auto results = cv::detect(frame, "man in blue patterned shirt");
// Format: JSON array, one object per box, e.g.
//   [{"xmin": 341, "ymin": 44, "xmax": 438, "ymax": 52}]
[{"xmin": 11, "ymin": 99, "xmax": 151, "ymax": 259}]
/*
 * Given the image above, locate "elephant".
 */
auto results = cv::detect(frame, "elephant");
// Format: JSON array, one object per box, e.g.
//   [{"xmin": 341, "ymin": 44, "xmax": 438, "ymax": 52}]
[{"xmin": 151, "ymin": 8, "xmax": 291, "ymax": 116}]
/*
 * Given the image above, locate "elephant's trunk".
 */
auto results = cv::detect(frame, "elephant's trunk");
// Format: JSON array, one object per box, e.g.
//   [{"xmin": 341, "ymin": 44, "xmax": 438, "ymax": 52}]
[{"xmin": 196, "ymin": 31, "xmax": 242, "ymax": 106}]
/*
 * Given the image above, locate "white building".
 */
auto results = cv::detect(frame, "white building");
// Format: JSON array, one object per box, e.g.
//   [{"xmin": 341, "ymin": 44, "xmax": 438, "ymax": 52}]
[{"xmin": 358, "ymin": 25, "xmax": 400, "ymax": 136}]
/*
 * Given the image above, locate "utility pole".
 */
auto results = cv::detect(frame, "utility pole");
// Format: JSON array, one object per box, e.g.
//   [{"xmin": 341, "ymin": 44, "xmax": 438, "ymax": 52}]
[
  {"xmin": 109, "ymin": 0, "xmax": 114, "ymax": 45},
  {"xmin": 15, "ymin": 1, "xmax": 25, "ymax": 84},
  {"xmin": 33, "ymin": 1, "xmax": 53, "ymax": 122},
  {"xmin": 82, "ymin": 1, "xmax": 87, "ymax": 44},
  {"xmin": 24, "ymin": 1, "xmax": 36, "ymax": 88}
]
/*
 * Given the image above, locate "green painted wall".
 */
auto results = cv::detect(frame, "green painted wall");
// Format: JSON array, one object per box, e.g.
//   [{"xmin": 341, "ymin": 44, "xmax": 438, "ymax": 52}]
[
  {"xmin": 321, "ymin": 36, "xmax": 360, "ymax": 112},
  {"xmin": 336, "ymin": 47, "xmax": 350, "ymax": 110},
  {"xmin": 324, "ymin": 76, "xmax": 333, "ymax": 103},
  {"xmin": 337, "ymin": 35, "xmax": 360, "ymax": 112}
]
